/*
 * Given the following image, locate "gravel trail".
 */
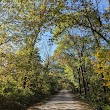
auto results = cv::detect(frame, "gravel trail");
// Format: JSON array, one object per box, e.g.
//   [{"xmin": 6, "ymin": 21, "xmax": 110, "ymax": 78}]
[{"xmin": 27, "ymin": 90, "xmax": 93, "ymax": 110}]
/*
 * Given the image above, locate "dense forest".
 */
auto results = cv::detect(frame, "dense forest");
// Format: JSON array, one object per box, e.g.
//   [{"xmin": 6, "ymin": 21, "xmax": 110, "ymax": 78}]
[{"xmin": 0, "ymin": 0, "xmax": 110, "ymax": 110}]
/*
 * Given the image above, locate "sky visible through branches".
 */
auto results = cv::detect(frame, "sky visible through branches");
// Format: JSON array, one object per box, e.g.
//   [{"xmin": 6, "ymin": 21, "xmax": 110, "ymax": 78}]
[{"xmin": 38, "ymin": 0, "xmax": 109, "ymax": 61}]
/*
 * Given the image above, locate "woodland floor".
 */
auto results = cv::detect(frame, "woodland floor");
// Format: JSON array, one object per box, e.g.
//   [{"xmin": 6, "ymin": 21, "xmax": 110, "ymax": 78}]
[{"xmin": 27, "ymin": 90, "xmax": 93, "ymax": 110}]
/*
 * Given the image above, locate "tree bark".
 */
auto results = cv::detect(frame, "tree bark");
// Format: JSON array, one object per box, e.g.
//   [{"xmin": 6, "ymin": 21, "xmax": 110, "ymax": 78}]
[
  {"xmin": 79, "ymin": 66, "xmax": 87, "ymax": 95},
  {"xmin": 77, "ymin": 68, "xmax": 82, "ymax": 94}
]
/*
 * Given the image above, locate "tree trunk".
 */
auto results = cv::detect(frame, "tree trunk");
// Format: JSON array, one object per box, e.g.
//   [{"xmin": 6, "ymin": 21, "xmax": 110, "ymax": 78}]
[
  {"xmin": 101, "ymin": 73, "xmax": 108, "ymax": 103},
  {"xmin": 83, "ymin": 66, "xmax": 90, "ymax": 94},
  {"xmin": 80, "ymin": 66, "xmax": 87, "ymax": 95},
  {"xmin": 77, "ymin": 68, "xmax": 82, "ymax": 94}
]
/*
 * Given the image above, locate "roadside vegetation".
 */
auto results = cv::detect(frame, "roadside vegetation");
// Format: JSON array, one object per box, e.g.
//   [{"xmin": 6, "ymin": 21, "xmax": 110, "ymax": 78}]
[{"xmin": 0, "ymin": 0, "xmax": 110, "ymax": 110}]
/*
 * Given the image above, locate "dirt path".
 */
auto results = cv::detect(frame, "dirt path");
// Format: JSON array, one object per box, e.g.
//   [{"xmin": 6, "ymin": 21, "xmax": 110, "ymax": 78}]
[{"xmin": 27, "ymin": 90, "xmax": 93, "ymax": 110}]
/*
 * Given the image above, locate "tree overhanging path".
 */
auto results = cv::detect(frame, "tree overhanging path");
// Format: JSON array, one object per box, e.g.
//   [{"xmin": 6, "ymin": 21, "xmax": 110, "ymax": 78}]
[{"xmin": 27, "ymin": 90, "xmax": 93, "ymax": 110}]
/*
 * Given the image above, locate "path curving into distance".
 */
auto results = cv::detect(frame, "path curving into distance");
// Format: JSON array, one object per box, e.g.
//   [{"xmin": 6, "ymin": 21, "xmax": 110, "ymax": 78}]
[{"xmin": 27, "ymin": 90, "xmax": 93, "ymax": 110}]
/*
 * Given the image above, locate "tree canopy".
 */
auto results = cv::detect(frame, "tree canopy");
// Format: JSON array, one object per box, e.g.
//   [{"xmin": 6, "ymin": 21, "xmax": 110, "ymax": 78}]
[{"xmin": 0, "ymin": 0, "xmax": 110, "ymax": 110}]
